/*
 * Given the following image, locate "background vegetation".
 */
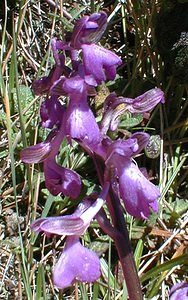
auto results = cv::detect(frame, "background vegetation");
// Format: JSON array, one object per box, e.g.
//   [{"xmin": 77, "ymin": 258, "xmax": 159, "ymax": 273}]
[{"xmin": 0, "ymin": 0, "xmax": 188, "ymax": 299}]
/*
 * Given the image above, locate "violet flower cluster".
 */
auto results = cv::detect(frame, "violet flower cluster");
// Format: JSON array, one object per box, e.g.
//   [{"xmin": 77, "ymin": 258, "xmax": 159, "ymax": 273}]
[{"xmin": 21, "ymin": 12, "xmax": 164, "ymax": 289}]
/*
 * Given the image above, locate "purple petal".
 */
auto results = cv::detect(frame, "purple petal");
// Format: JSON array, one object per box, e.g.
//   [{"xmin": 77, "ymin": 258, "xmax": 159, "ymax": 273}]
[
  {"xmin": 105, "ymin": 133, "xmax": 150, "ymax": 163},
  {"xmin": 50, "ymin": 77, "xmax": 67, "ymax": 96},
  {"xmin": 63, "ymin": 91, "xmax": 101, "ymax": 147},
  {"xmin": 117, "ymin": 158, "xmax": 160, "ymax": 219},
  {"xmin": 44, "ymin": 159, "xmax": 81, "ymax": 198},
  {"xmin": 106, "ymin": 138, "xmax": 139, "ymax": 163},
  {"xmin": 170, "ymin": 282, "xmax": 188, "ymax": 300},
  {"xmin": 32, "ymin": 63, "xmax": 65, "ymax": 96},
  {"xmin": 53, "ymin": 236, "xmax": 101, "ymax": 289},
  {"xmin": 31, "ymin": 216, "xmax": 85, "ymax": 235},
  {"xmin": 71, "ymin": 12, "xmax": 107, "ymax": 49},
  {"xmin": 31, "ymin": 186, "xmax": 108, "ymax": 236},
  {"xmin": 128, "ymin": 88, "xmax": 165, "ymax": 113},
  {"xmin": 84, "ymin": 74, "xmax": 98, "ymax": 87},
  {"xmin": 20, "ymin": 142, "xmax": 51, "ymax": 164},
  {"xmin": 82, "ymin": 44, "xmax": 122, "ymax": 84},
  {"xmin": 63, "ymin": 75, "xmax": 85, "ymax": 94},
  {"xmin": 40, "ymin": 96, "xmax": 65, "ymax": 129},
  {"xmin": 131, "ymin": 132, "xmax": 150, "ymax": 154},
  {"xmin": 31, "ymin": 184, "xmax": 109, "ymax": 236},
  {"xmin": 20, "ymin": 129, "xmax": 58, "ymax": 163},
  {"xmin": 31, "ymin": 199, "xmax": 92, "ymax": 235}
]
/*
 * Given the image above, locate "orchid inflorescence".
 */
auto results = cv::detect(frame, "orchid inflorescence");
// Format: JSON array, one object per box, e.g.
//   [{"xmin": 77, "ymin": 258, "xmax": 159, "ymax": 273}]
[{"xmin": 21, "ymin": 12, "xmax": 164, "ymax": 291}]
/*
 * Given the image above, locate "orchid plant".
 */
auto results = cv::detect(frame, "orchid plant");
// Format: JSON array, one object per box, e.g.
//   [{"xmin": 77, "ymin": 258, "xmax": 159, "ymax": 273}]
[{"xmin": 21, "ymin": 12, "xmax": 164, "ymax": 299}]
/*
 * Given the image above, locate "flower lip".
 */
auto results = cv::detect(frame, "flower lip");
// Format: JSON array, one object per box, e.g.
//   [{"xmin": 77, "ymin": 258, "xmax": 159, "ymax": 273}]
[{"xmin": 53, "ymin": 236, "xmax": 101, "ymax": 289}]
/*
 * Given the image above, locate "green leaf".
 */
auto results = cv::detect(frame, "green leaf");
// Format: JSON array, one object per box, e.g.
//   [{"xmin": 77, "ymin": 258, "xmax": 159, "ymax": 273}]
[
  {"xmin": 134, "ymin": 239, "xmax": 144, "ymax": 270},
  {"xmin": 172, "ymin": 198, "xmax": 188, "ymax": 215},
  {"xmin": 141, "ymin": 254, "xmax": 188, "ymax": 283},
  {"xmin": 36, "ymin": 265, "xmax": 43, "ymax": 299},
  {"xmin": 12, "ymin": 85, "xmax": 34, "ymax": 114},
  {"xmin": 119, "ymin": 112, "xmax": 143, "ymax": 128},
  {"xmin": 90, "ymin": 240, "xmax": 109, "ymax": 256}
]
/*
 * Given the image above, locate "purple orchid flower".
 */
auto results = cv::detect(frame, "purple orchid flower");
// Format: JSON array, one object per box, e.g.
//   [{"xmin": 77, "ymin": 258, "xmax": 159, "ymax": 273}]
[
  {"xmin": 62, "ymin": 76, "xmax": 101, "ymax": 147},
  {"xmin": 21, "ymin": 142, "xmax": 81, "ymax": 199},
  {"xmin": 32, "ymin": 217, "xmax": 101, "ymax": 289},
  {"xmin": 105, "ymin": 134, "xmax": 160, "ymax": 219},
  {"xmin": 53, "ymin": 235, "xmax": 101, "ymax": 289},
  {"xmin": 71, "ymin": 11, "xmax": 107, "ymax": 49},
  {"xmin": 20, "ymin": 113, "xmax": 65, "ymax": 165},
  {"xmin": 23, "ymin": 10, "xmax": 165, "ymax": 296},
  {"xmin": 104, "ymin": 88, "xmax": 164, "ymax": 113},
  {"xmin": 43, "ymin": 158, "xmax": 81, "ymax": 199},
  {"xmin": 31, "ymin": 183, "xmax": 110, "ymax": 289},
  {"xmin": 169, "ymin": 282, "xmax": 188, "ymax": 300},
  {"xmin": 82, "ymin": 44, "xmax": 122, "ymax": 84},
  {"xmin": 50, "ymin": 66, "xmax": 97, "ymax": 96}
]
